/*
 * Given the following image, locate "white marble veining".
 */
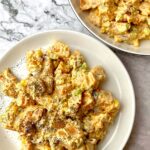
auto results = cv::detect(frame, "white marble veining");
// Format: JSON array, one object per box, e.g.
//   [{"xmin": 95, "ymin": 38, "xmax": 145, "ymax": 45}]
[
  {"xmin": 0, "ymin": 0, "xmax": 89, "ymax": 57},
  {"xmin": 0, "ymin": 0, "xmax": 150, "ymax": 150}
]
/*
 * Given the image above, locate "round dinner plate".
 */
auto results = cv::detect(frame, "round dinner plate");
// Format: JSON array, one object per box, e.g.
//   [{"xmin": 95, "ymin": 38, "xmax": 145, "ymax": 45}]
[
  {"xmin": 69, "ymin": 0, "xmax": 150, "ymax": 55},
  {"xmin": 0, "ymin": 30, "xmax": 135, "ymax": 150}
]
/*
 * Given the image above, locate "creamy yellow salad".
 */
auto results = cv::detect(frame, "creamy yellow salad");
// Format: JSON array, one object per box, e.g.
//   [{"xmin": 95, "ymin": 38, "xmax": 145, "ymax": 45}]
[
  {"xmin": 80, "ymin": 0, "xmax": 150, "ymax": 46},
  {"xmin": 0, "ymin": 41, "xmax": 120, "ymax": 150}
]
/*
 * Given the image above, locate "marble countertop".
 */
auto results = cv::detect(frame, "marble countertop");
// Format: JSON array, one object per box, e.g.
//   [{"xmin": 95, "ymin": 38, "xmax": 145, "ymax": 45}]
[{"xmin": 0, "ymin": 0, "xmax": 149, "ymax": 149}]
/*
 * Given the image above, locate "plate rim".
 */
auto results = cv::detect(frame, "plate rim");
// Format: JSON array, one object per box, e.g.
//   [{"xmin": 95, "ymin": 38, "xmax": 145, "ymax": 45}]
[
  {"xmin": 69, "ymin": 0, "xmax": 150, "ymax": 56},
  {"xmin": 0, "ymin": 29, "xmax": 135, "ymax": 150}
]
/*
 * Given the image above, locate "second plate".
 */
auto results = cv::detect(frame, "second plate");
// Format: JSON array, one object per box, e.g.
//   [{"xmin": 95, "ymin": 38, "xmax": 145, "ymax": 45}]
[{"xmin": 69, "ymin": 0, "xmax": 150, "ymax": 55}]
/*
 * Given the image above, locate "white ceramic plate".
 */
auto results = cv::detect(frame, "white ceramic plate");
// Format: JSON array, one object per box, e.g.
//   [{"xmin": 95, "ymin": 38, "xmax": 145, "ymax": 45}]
[
  {"xmin": 69, "ymin": 0, "xmax": 150, "ymax": 55},
  {"xmin": 0, "ymin": 30, "xmax": 135, "ymax": 150}
]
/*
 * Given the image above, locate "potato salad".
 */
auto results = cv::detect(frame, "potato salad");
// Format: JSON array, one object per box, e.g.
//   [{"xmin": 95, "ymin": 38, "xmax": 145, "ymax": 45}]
[
  {"xmin": 0, "ymin": 41, "xmax": 120, "ymax": 150},
  {"xmin": 80, "ymin": 0, "xmax": 150, "ymax": 46}
]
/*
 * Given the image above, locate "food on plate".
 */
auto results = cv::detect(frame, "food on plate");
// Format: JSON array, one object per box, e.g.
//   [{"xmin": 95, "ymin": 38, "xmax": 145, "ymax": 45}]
[
  {"xmin": 0, "ymin": 41, "xmax": 120, "ymax": 150},
  {"xmin": 80, "ymin": 0, "xmax": 150, "ymax": 46}
]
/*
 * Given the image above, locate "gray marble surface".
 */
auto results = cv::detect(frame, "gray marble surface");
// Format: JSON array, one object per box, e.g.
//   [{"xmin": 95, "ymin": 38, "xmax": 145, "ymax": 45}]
[{"xmin": 0, "ymin": 0, "xmax": 149, "ymax": 150}]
